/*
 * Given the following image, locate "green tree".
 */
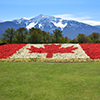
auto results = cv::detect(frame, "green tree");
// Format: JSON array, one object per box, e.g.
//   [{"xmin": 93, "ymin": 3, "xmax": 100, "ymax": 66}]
[
  {"xmin": 53, "ymin": 29, "xmax": 63, "ymax": 43},
  {"xmin": 85, "ymin": 36, "xmax": 92, "ymax": 43},
  {"xmin": 0, "ymin": 38, "xmax": 3, "ymax": 44},
  {"xmin": 70, "ymin": 38, "xmax": 78, "ymax": 43},
  {"xmin": 14, "ymin": 27, "xmax": 28, "ymax": 43},
  {"xmin": 45, "ymin": 32, "xmax": 52, "ymax": 43},
  {"xmin": 64, "ymin": 37, "xmax": 68, "ymax": 43},
  {"xmin": 41, "ymin": 31, "xmax": 51, "ymax": 43},
  {"xmin": 89, "ymin": 32, "xmax": 100, "ymax": 43},
  {"xmin": 57, "ymin": 37, "xmax": 65, "ymax": 43},
  {"xmin": 77, "ymin": 33, "xmax": 86, "ymax": 43},
  {"xmin": 2, "ymin": 28, "xmax": 15, "ymax": 43},
  {"xmin": 95, "ymin": 39, "xmax": 100, "ymax": 43},
  {"xmin": 49, "ymin": 33, "xmax": 55, "ymax": 43},
  {"xmin": 28, "ymin": 28, "xmax": 42, "ymax": 43},
  {"xmin": 68, "ymin": 39, "xmax": 71, "ymax": 43}
]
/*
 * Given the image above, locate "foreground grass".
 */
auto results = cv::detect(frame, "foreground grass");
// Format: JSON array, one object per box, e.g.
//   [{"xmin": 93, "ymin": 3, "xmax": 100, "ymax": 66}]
[{"xmin": 0, "ymin": 62, "xmax": 100, "ymax": 100}]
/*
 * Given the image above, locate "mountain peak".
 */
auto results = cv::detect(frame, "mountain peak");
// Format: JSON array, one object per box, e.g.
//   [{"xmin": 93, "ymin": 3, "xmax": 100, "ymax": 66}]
[
  {"xmin": 34, "ymin": 14, "xmax": 51, "ymax": 19},
  {"xmin": 38, "ymin": 14, "xmax": 46, "ymax": 17}
]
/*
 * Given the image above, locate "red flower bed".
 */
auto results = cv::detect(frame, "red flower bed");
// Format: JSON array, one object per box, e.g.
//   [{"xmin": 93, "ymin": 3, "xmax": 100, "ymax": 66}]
[
  {"xmin": 79, "ymin": 43, "xmax": 100, "ymax": 59},
  {"xmin": 1, "ymin": 43, "xmax": 100, "ymax": 59},
  {"xmin": 0, "ymin": 44, "xmax": 27, "ymax": 59}
]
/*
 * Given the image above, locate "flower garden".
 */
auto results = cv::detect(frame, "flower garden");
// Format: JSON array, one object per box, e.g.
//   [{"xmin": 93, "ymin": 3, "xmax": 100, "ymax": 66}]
[{"xmin": 0, "ymin": 43, "xmax": 100, "ymax": 62}]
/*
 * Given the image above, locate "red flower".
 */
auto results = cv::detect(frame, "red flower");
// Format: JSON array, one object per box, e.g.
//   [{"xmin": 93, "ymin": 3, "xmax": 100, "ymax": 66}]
[
  {"xmin": 79, "ymin": 43, "xmax": 100, "ymax": 59},
  {"xmin": 0, "ymin": 44, "xmax": 27, "ymax": 59}
]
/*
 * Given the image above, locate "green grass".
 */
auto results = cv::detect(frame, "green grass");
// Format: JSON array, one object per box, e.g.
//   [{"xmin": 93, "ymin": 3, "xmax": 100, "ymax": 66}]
[{"xmin": 0, "ymin": 62, "xmax": 100, "ymax": 100}]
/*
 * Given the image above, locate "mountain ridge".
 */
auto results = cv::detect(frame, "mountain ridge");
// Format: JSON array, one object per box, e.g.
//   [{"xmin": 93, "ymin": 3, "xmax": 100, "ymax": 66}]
[{"xmin": 0, "ymin": 14, "xmax": 100, "ymax": 39}]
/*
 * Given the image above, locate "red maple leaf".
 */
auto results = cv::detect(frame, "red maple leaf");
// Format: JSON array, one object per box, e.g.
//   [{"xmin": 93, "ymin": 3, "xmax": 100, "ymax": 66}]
[{"xmin": 26, "ymin": 44, "xmax": 78, "ymax": 58}]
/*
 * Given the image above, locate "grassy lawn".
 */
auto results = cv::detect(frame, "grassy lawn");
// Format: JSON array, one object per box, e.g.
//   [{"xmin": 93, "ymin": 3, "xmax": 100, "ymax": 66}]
[{"xmin": 0, "ymin": 62, "xmax": 100, "ymax": 100}]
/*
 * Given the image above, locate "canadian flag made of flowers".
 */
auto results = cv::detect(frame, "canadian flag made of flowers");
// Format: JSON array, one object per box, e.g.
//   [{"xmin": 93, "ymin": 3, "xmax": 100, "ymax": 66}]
[
  {"xmin": 26, "ymin": 44, "xmax": 78, "ymax": 58},
  {"xmin": 0, "ymin": 43, "xmax": 100, "ymax": 59}
]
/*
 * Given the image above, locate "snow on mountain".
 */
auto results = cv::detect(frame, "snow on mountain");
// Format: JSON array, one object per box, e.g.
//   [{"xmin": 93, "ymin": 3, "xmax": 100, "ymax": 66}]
[
  {"xmin": 21, "ymin": 17, "xmax": 30, "ymax": 20},
  {"xmin": 25, "ymin": 14, "xmax": 67, "ymax": 31},
  {"xmin": 26, "ymin": 22, "xmax": 38, "ymax": 29},
  {"xmin": 0, "ymin": 14, "xmax": 100, "ymax": 39},
  {"xmin": 38, "ymin": 24, "xmax": 42, "ymax": 28},
  {"xmin": 51, "ymin": 19, "xmax": 67, "ymax": 30}
]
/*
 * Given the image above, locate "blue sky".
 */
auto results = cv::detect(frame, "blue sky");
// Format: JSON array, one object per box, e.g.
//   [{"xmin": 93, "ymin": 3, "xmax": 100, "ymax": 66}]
[{"xmin": 0, "ymin": 0, "xmax": 100, "ymax": 25}]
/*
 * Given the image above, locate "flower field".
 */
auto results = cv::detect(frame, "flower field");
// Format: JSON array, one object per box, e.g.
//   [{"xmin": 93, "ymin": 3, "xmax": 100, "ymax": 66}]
[
  {"xmin": 0, "ymin": 43, "xmax": 100, "ymax": 60},
  {"xmin": 0, "ymin": 44, "xmax": 27, "ymax": 59}
]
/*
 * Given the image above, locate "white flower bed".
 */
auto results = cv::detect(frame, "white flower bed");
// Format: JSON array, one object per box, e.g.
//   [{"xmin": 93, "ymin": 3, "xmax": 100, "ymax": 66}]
[{"xmin": 9, "ymin": 44, "xmax": 90, "ymax": 59}]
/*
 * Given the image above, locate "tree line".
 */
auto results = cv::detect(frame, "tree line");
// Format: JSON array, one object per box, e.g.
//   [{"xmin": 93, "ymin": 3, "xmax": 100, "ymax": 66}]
[{"xmin": 0, "ymin": 27, "xmax": 100, "ymax": 44}]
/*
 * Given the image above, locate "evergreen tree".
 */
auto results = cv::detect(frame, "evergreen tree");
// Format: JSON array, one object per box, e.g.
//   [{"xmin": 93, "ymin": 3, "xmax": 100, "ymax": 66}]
[
  {"xmin": 64, "ymin": 37, "xmax": 68, "ymax": 43},
  {"xmin": 28, "ymin": 28, "xmax": 42, "ymax": 43},
  {"xmin": 0, "ymin": 38, "xmax": 3, "ymax": 44},
  {"xmin": 77, "ymin": 33, "xmax": 86, "ymax": 43},
  {"xmin": 70, "ymin": 38, "xmax": 78, "ymax": 43},
  {"xmin": 85, "ymin": 36, "xmax": 92, "ymax": 43},
  {"xmin": 41, "ymin": 31, "xmax": 49, "ymax": 43},
  {"xmin": 14, "ymin": 27, "xmax": 28, "ymax": 43},
  {"xmin": 53, "ymin": 29, "xmax": 63, "ymax": 43},
  {"xmin": 2, "ymin": 28, "xmax": 15, "ymax": 43},
  {"xmin": 89, "ymin": 32, "xmax": 100, "ymax": 43}
]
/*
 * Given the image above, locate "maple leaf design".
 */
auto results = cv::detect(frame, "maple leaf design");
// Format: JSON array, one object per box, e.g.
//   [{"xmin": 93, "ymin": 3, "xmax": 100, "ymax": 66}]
[{"xmin": 26, "ymin": 44, "xmax": 78, "ymax": 58}]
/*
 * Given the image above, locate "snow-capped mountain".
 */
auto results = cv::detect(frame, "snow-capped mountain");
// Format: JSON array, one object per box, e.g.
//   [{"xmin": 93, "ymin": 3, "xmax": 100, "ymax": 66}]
[{"xmin": 0, "ymin": 14, "xmax": 100, "ymax": 39}]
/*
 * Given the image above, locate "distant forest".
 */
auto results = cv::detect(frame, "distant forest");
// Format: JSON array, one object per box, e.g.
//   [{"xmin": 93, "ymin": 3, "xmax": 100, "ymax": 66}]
[{"xmin": 0, "ymin": 27, "xmax": 100, "ymax": 44}]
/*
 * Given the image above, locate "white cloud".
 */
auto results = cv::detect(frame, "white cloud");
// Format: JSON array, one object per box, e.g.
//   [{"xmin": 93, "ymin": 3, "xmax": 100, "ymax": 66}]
[
  {"xmin": 54, "ymin": 14, "xmax": 74, "ymax": 20},
  {"xmin": 79, "ymin": 20, "xmax": 100, "ymax": 26},
  {"xmin": 53, "ymin": 14, "xmax": 100, "ymax": 26},
  {"xmin": 22, "ymin": 17, "xmax": 30, "ymax": 20},
  {"xmin": 0, "ymin": 20, "xmax": 5, "ymax": 22}
]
